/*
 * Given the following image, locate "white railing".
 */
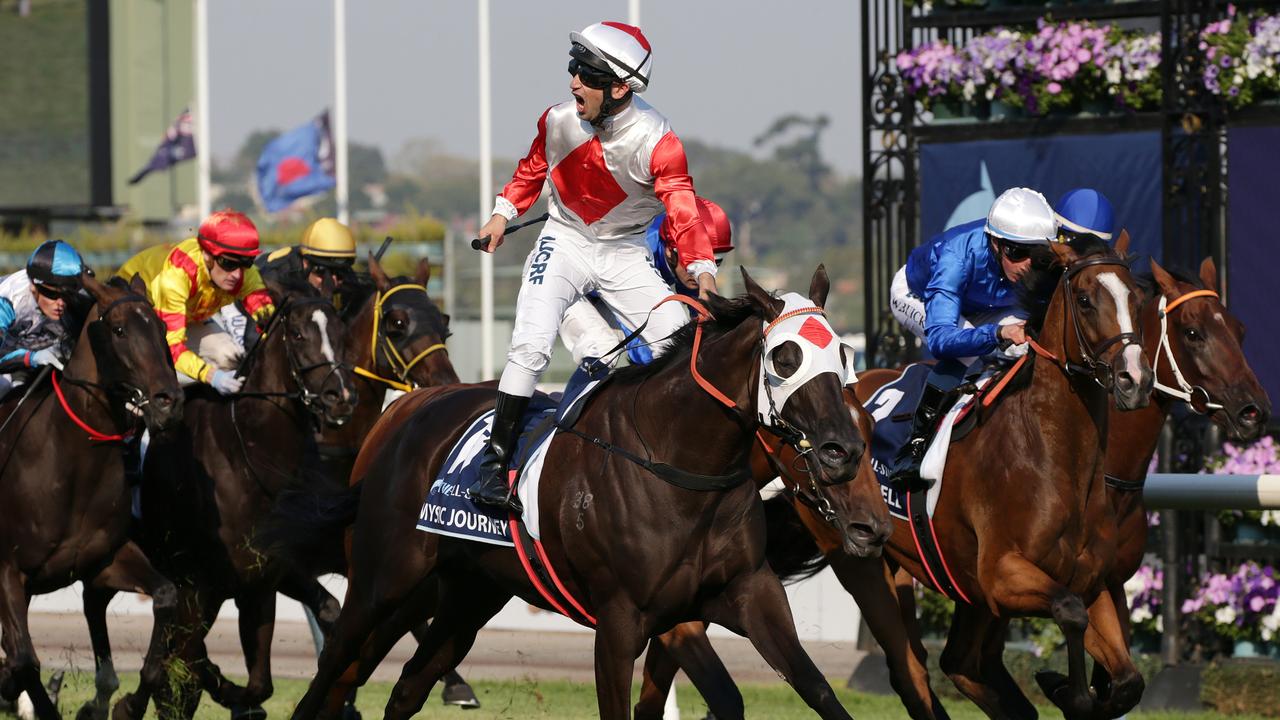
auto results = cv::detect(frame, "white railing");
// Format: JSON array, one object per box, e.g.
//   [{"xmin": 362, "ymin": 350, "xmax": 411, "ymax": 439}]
[{"xmin": 1143, "ymin": 473, "xmax": 1280, "ymax": 510}]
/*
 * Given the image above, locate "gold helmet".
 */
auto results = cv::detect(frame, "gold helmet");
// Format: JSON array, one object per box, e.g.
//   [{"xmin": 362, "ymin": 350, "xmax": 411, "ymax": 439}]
[{"xmin": 300, "ymin": 218, "xmax": 356, "ymax": 260}]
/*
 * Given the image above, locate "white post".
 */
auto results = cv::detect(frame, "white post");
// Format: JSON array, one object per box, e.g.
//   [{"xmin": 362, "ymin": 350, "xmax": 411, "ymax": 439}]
[
  {"xmin": 333, "ymin": 0, "xmax": 349, "ymax": 225},
  {"xmin": 194, "ymin": 0, "xmax": 211, "ymax": 219},
  {"xmin": 478, "ymin": 0, "xmax": 494, "ymax": 380},
  {"xmin": 629, "ymin": 0, "xmax": 640, "ymax": 25}
]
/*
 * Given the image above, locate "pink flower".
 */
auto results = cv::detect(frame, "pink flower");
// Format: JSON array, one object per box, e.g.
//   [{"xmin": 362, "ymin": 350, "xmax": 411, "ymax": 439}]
[{"xmin": 1047, "ymin": 82, "xmax": 1063, "ymax": 94}]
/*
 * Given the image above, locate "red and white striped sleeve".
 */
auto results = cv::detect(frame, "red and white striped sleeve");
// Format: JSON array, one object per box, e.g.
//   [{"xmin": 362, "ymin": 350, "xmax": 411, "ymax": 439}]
[
  {"xmin": 650, "ymin": 131, "xmax": 716, "ymax": 278},
  {"xmin": 493, "ymin": 107, "xmax": 553, "ymax": 220}
]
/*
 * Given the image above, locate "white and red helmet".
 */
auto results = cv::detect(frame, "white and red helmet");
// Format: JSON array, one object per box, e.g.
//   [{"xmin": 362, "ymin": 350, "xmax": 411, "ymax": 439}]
[{"xmin": 570, "ymin": 22, "xmax": 653, "ymax": 93}]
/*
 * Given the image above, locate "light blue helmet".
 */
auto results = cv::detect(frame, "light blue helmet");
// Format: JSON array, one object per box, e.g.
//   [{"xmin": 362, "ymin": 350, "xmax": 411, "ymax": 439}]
[
  {"xmin": 1055, "ymin": 188, "xmax": 1116, "ymax": 242},
  {"xmin": 27, "ymin": 240, "xmax": 84, "ymax": 292}
]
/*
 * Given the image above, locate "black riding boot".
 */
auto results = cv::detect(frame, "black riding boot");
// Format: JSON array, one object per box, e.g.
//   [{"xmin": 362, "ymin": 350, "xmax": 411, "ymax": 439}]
[
  {"xmin": 887, "ymin": 383, "xmax": 951, "ymax": 487},
  {"xmin": 468, "ymin": 392, "xmax": 531, "ymax": 514}
]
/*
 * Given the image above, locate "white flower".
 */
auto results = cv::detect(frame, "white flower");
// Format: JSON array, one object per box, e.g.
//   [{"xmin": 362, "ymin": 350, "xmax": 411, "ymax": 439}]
[
  {"xmin": 1132, "ymin": 606, "xmax": 1153, "ymax": 624},
  {"xmin": 1216, "ymin": 606, "xmax": 1238, "ymax": 625},
  {"xmin": 1156, "ymin": 614, "xmax": 1164, "ymax": 632}
]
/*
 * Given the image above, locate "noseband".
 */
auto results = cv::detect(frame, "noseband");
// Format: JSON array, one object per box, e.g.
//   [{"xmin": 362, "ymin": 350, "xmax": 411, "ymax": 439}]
[
  {"xmin": 1058, "ymin": 256, "xmax": 1142, "ymax": 390},
  {"xmin": 352, "ymin": 283, "xmax": 448, "ymax": 393}
]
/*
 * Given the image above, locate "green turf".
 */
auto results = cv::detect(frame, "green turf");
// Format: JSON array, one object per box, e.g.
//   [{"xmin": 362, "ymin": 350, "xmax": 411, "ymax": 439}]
[{"xmin": 13, "ymin": 671, "xmax": 1263, "ymax": 719}]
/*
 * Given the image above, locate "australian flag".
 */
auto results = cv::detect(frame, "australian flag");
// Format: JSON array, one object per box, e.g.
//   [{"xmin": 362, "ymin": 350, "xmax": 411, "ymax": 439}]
[
  {"xmin": 256, "ymin": 111, "xmax": 336, "ymax": 213},
  {"xmin": 128, "ymin": 108, "xmax": 196, "ymax": 185}
]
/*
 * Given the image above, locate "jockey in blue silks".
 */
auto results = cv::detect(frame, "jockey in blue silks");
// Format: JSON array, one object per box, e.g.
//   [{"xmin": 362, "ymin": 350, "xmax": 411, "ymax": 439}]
[
  {"xmin": 559, "ymin": 196, "xmax": 734, "ymax": 367},
  {"xmin": 1055, "ymin": 188, "xmax": 1116, "ymax": 244},
  {"xmin": 0, "ymin": 240, "xmax": 86, "ymax": 396},
  {"xmin": 886, "ymin": 187, "xmax": 1060, "ymax": 484}
]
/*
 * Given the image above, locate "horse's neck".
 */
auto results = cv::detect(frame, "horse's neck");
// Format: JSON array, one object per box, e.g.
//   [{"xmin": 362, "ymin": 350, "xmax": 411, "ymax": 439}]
[
  {"xmin": 1105, "ymin": 296, "xmax": 1173, "ymax": 483},
  {"xmin": 241, "ymin": 332, "xmax": 302, "ymax": 427},
  {"xmin": 344, "ymin": 294, "xmax": 376, "ymax": 370},
  {"xmin": 60, "ymin": 310, "xmax": 117, "ymax": 429}
]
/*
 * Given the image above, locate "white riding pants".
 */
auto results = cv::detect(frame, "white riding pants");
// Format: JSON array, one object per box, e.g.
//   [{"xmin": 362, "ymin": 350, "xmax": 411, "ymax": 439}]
[
  {"xmin": 498, "ymin": 223, "xmax": 687, "ymax": 397},
  {"xmin": 177, "ymin": 320, "xmax": 244, "ymax": 385},
  {"xmin": 889, "ymin": 265, "xmax": 1029, "ymax": 364}
]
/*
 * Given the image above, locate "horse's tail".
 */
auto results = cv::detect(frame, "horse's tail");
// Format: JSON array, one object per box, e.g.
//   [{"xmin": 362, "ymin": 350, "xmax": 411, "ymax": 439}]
[
  {"xmin": 259, "ymin": 481, "xmax": 363, "ymax": 576},
  {"xmin": 763, "ymin": 496, "xmax": 829, "ymax": 584}
]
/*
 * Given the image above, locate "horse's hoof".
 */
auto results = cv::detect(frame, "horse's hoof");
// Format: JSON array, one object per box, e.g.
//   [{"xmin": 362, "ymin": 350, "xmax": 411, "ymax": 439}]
[
  {"xmin": 230, "ymin": 706, "xmax": 268, "ymax": 720},
  {"xmin": 441, "ymin": 681, "xmax": 481, "ymax": 709},
  {"xmin": 111, "ymin": 694, "xmax": 143, "ymax": 720},
  {"xmin": 341, "ymin": 703, "xmax": 363, "ymax": 720},
  {"xmin": 1036, "ymin": 670, "xmax": 1097, "ymax": 719},
  {"xmin": 76, "ymin": 703, "xmax": 108, "ymax": 720}
]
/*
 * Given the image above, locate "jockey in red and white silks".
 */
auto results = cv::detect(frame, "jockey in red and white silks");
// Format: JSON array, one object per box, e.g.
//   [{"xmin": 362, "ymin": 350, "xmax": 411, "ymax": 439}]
[{"xmin": 469, "ymin": 21, "xmax": 718, "ymax": 513}]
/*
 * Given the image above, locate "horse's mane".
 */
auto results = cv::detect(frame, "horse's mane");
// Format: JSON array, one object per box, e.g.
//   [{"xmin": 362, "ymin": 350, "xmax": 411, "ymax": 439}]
[
  {"xmin": 1018, "ymin": 234, "xmax": 1118, "ymax": 332},
  {"xmin": 607, "ymin": 294, "xmax": 759, "ymax": 387}
]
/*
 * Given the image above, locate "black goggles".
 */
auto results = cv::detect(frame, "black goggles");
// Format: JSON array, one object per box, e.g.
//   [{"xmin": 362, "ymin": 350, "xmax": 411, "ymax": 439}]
[
  {"xmin": 998, "ymin": 241, "xmax": 1032, "ymax": 263},
  {"xmin": 567, "ymin": 58, "xmax": 617, "ymax": 90},
  {"xmin": 34, "ymin": 283, "xmax": 73, "ymax": 300},
  {"xmin": 213, "ymin": 254, "xmax": 255, "ymax": 272},
  {"xmin": 308, "ymin": 260, "xmax": 353, "ymax": 277}
]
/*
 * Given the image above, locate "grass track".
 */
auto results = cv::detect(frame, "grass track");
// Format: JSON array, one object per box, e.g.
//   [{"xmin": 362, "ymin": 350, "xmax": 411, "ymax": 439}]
[{"xmin": 11, "ymin": 671, "xmax": 1260, "ymax": 719}]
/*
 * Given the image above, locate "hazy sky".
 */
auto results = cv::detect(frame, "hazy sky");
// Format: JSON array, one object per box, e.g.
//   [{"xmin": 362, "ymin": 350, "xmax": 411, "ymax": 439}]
[{"xmin": 208, "ymin": 0, "xmax": 863, "ymax": 177}]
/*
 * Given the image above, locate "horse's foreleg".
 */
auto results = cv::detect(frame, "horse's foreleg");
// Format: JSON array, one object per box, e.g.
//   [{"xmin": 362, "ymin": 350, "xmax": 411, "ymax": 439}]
[
  {"xmin": 704, "ymin": 568, "xmax": 852, "ymax": 720},
  {"xmin": 383, "ymin": 573, "xmax": 510, "ymax": 720},
  {"xmin": 214, "ymin": 589, "xmax": 278, "ymax": 717},
  {"xmin": 987, "ymin": 553, "xmax": 1093, "ymax": 719},
  {"xmin": 80, "ymin": 587, "xmax": 120, "ymax": 720},
  {"xmin": 0, "ymin": 565, "xmax": 57, "ymax": 720},
  {"xmin": 636, "ymin": 622, "xmax": 742, "ymax": 720},
  {"xmin": 592, "ymin": 601, "xmax": 649, "ymax": 720},
  {"xmin": 939, "ymin": 603, "xmax": 1027, "ymax": 719},
  {"xmin": 1082, "ymin": 585, "xmax": 1144, "ymax": 717},
  {"xmin": 832, "ymin": 555, "xmax": 947, "ymax": 720}
]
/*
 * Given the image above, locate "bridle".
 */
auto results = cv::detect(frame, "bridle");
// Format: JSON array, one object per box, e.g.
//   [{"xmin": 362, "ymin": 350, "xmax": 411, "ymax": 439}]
[
  {"xmin": 1151, "ymin": 289, "xmax": 1224, "ymax": 413},
  {"xmin": 61, "ymin": 293, "xmax": 159, "ymax": 425},
  {"xmin": 352, "ymin": 283, "xmax": 448, "ymax": 393},
  {"xmin": 1051, "ymin": 255, "xmax": 1143, "ymax": 390},
  {"xmin": 236, "ymin": 295, "xmax": 350, "ymax": 418}
]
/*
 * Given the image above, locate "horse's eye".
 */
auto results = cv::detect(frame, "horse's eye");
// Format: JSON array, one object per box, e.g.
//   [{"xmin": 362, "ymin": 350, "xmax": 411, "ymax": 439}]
[
  {"xmin": 292, "ymin": 330, "xmax": 304, "ymax": 342},
  {"xmin": 1183, "ymin": 327, "xmax": 1203, "ymax": 342},
  {"xmin": 1076, "ymin": 293, "xmax": 1093, "ymax": 309},
  {"xmin": 113, "ymin": 326, "xmax": 125, "ymax": 338},
  {"xmin": 391, "ymin": 318, "xmax": 406, "ymax": 330}
]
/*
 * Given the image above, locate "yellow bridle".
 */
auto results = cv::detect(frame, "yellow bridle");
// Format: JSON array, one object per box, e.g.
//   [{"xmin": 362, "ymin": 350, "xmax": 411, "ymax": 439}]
[{"xmin": 353, "ymin": 283, "xmax": 448, "ymax": 393}]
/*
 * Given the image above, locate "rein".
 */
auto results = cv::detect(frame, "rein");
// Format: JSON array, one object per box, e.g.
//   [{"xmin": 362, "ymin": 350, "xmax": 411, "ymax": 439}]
[
  {"xmin": 1047, "ymin": 256, "xmax": 1141, "ymax": 390},
  {"xmin": 1152, "ymin": 289, "xmax": 1224, "ymax": 413},
  {"xmin": 53, "ymin": 371, "xmax": 132, "ymax": 443},
  {"xmin": 353, "ymin": 283, "xmax": 447, "ymax": 393}
]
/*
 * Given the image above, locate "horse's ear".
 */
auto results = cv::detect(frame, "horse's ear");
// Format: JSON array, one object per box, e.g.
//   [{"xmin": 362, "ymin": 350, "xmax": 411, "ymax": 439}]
[
  {"xmin": 1149, "ymin": 258, "xmax": 1180, "ymax": 299},
  {"xmin": 415, "ymin": 258, "xmax": 431, "ymax": 287},
  {"xmin": 262, "ymin": 275, "xmax": 288, "ymax": 305},
  {"xmin": 81, "ymin": 271, "xmax": 112, "ymax": 307},
  {"xmin": 808, "ymin": 264, "xmax": 830, "ymax": 309},
  {"xmin": 1199, "ymin": 256, "xmax": 1219, "ymax": 293},
  {"xmin": 367, "ymin": 252, "xmax": 391, "ymax": 292},
  {"xmin": 1114, "ymin": 229, "xmax": 1131, "ymax": 258},
  {"xmin": 739, "ymin": 266, "xmax": 782, "ymax": 319},
  {"xmin": 128, "ymin": 272, "xmax": 148, "ymax": 298}
]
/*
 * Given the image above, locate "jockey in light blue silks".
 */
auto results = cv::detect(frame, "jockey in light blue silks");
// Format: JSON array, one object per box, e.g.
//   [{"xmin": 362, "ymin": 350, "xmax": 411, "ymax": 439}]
[
  {"xmin": 0, "ymin": 240, "xmax": 86, "ymax": 396},
  {"xmin": 887, "ymin": 187, "xmax": 1060, "ymax": 484}
]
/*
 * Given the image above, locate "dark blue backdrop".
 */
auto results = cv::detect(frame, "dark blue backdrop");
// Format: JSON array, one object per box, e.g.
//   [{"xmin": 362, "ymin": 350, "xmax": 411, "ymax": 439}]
[
  {"xmin": 920, "ymin": 132, "xmax": 1163, "ymax": 260},
  {"xmin": 1227, "ymin": 126, "xmax": 1280, "ymax": 407}
]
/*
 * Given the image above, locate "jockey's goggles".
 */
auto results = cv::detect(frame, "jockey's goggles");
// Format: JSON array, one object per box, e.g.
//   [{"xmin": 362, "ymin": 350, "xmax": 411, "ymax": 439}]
[
  {"xmin": 568, "ymin": 57, "xmax": 618, "ymax": 90},
  {"xmin": 34, "ymin": 283, "xmax": 73, "ymax": 300},
  {"xmin": 213, "ymin": 254, "xmax": 254, "ymax": 272},
  {"xmin": 308, "ymin": 259, "xmax": 353, "ymax": 277},
  {"xmin": 997, "ymin": 240, "xmax": 1032, "ymax": 263}
]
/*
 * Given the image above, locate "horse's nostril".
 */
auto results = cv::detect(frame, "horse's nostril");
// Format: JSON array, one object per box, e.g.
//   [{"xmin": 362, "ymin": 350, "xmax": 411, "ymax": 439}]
[
  {"xmin": 1240, "ymin": 404, "xmax": 1262, "ymax": 425},
  {"xmin": 1115, "ymin": 372, "xmax": 1135, "ymax": 390},
  {"xmin": 820, "ymin": 442, "xmax": 850, "ymax": 466}
]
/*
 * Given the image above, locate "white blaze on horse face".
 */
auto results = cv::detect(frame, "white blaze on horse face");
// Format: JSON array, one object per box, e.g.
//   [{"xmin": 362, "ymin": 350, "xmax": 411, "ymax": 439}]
[
  {"xmin": 1097, "ymin": 272, "xmax": 1145, "ymax": 373},
  {"xmin": 311, "ymin": 308, "xmax": 336, "ymax": 364}
]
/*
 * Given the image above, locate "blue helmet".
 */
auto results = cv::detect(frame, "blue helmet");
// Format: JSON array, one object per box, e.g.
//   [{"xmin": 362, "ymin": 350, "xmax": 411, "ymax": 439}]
[
  {"xmin": 27, "ymin": 240, "xmax": 84, "ymax": 291},
  {"xmin": 1054, "ymin": 188, "xmax": 1115, "ymax": 242}
]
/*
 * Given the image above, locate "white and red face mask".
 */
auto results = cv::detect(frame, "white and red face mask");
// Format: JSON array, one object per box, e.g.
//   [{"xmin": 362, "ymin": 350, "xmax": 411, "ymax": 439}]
[{"xmin": 756, "ymin": 292, "xmax": 857, "ymax": 427}]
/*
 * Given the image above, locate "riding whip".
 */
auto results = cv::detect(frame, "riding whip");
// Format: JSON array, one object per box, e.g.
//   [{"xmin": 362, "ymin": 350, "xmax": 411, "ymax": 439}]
[
  {"xmin": 0, "ymin": 365, "xmax": 53, "ymax": 438},
  {"xmin": 471, "ymin": 213, "xmax": 551, "ymax": 251}
]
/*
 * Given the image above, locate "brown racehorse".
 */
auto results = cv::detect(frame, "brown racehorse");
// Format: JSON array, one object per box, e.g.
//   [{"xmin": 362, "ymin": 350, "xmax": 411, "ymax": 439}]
[
  {"xmin": 98, "ymin": 282, "xmax": 356, "ymax": 720},
  {"xmin": 283, "ymin": 267, "xmax": 886, "ymax": 719},
  {"xmin": 0, "ymin": 274, "xmax": 183, "ymax": 720},
  {"xmin": 841, "ymin": 236, "xmax": 1155, "ymax": 720},
  {"xmin": 641, "ymin": 251, "xmax": 1270, "ymax": 720}
]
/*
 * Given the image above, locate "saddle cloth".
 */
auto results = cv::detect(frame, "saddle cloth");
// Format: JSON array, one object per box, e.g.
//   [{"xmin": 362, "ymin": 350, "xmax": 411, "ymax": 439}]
[
  {"xmin": 864, "ymin": 363, "xmax": 993, "ymax": 520},
  {"xmin": 416, "ymin": 375, "xmax": 604, "ymax": 545}
]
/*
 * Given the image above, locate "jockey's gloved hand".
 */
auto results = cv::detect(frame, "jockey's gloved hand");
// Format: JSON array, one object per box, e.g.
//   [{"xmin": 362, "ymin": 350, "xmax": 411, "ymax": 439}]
[
  {"xmin": 29, "ymin": 348, "xmax": 64, "ymax": 370},
  {"xmin": 209, "ymin": 369, "xmax": 244, "ymax": 396}
]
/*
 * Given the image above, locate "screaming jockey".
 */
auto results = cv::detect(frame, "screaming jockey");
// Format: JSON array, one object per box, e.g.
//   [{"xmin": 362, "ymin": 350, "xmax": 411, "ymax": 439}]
[
  {"xmin": 467, "ymin": 21, "xmax": 718, "ymax": 514},
  {"xmin": 887, "ymin": 187, "xmax": 1062, "ymax": 485},
  {"xmin": 116, "ymin": 208, "xmax": 274, "ymax": 396},
  {"xmin": 0, "ymin": 240, "xmax": 88, "ymax": 396}
]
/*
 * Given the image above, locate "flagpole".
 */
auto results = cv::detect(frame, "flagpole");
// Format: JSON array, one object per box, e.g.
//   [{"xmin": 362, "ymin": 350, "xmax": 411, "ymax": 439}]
[
  {"xmin": 333, "ymin": 0, "xmax": 349, "ymax": 226},
  {"xmin": 478, "ymin": 0, "xmax": 494, "ymax": 380},
  {"xmin": 194, "ymin": 0, "xmax": 211, "ymax": 219}
]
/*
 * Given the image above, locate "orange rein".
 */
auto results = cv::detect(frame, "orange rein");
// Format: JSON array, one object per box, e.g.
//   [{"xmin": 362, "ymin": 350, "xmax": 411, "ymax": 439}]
[{"xmin": 980, "ymin": 340, "xmax": 1059, "ymax": 408}]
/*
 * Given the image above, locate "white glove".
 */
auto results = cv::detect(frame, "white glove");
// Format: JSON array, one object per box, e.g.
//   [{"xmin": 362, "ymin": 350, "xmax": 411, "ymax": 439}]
[
  {"xmin": 29, "ymin": 348, "xmax": 64, "ymax": 370},
  {"xmin": 209, "ymin": 369, "xmax": 244, "ymax": 396}
]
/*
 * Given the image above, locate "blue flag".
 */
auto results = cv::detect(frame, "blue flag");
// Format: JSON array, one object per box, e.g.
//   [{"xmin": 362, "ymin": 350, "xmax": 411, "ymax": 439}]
[
  {"xmin": 256, "ymin": 111, "xmax": 335, "ymax": 213},
  {"xmin": 128, "ymin": 108, "xmax": 196, "ymax": 185}
]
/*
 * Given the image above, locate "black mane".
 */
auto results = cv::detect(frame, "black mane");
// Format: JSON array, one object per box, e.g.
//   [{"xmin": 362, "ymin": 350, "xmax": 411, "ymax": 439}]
[
  {"xmin": 1019, "ymin": 234, "xmax": 1120, "ymax": 332},
  {"xmin": 607, "ymin": 294, "xmax": 760, "ymax": 386}
]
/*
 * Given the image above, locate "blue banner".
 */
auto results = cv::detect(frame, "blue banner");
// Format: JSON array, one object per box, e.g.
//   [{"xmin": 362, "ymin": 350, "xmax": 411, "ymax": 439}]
[
  {"xmin": 1226, "ymin": 126, "xmax": 1280, "ymax": 406},
  {"xmin": 920, "ymin": 132, "xmax": 1162, "ymax": 261},
  {"xmin": 256, "ymin": 111, "xmax": 335, "ymax": 213}
]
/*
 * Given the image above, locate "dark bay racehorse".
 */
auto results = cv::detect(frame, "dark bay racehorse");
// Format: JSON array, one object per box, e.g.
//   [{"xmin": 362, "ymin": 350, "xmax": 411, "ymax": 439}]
[
  {"xmin": 285, "ymin": 267, "xmax": 882, "ymax": 719},
  {"xmin": 92, "ymin": 283, "xmax": 356, "ymax": 720},
  {"xmin": 0, "ymin": 274, "xmax": 182, "ymax": 720},
  {"xmin": 843, "ymin": 236, "xmax": 1155, "ymax": 719}
]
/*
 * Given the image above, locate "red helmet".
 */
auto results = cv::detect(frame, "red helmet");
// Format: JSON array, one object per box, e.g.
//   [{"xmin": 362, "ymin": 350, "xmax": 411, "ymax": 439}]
[
  {"xmin": 661, "ymin": 197, "xmax": 733, "ymax": 257},
  {"xmin": 197, "ymin": 209, "xmax": 261, "ymax": 258}
]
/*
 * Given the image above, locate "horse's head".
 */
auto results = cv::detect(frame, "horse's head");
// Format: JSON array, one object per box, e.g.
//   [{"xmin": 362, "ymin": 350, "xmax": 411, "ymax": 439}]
[
  {"xmin": 1146, "ymin": 257, "xmax": 1270, "ymax": 440},
  {"xmin": 365, "ymin": 255, "xmax": 458, "ymax": 387},
  {"xmin": 1048, "ymin": 238, "xmax": 1153, "ymax": 410},
  {"xmin": 727, "ymin": 266, "xmax": 888, "ymax": 555},
  {"xmin": 82, "ymin": 273, "xmax": 183, "ymax": 433},
  {"xmin": 260, "ymin": 281, "xmax": 357, "ymax": 428}
]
